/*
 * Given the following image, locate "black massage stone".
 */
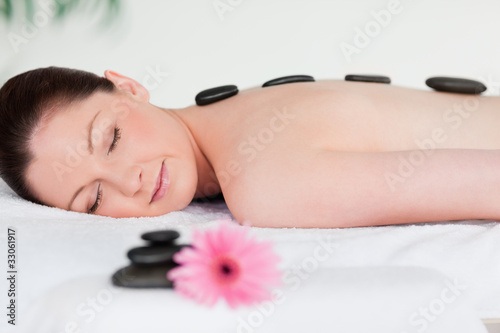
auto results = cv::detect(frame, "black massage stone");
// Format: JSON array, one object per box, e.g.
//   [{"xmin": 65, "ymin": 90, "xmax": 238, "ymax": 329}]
[
  {"xmin": 127, "ymin": 244, "xmax": 189, "ymax": 265},
  {"xmin": 262, "ymin": 75, "xmax": 315, "ymax": 87},
  {"xmin": 112, "ymin": 262, "xmax": 177, "ymax": 288},
  {"xmin": 425, "ymin": 77, "xmax": 486, "ymax": 94},
  {"xmin": 112, "ymin": 228, "xmax": 190, "ymax": 288},
  {"xmin": 141, "ymin": 230, "xmax": 180, "ymax": 245},
  {"xmin": 345, "ymin": 74, "xmax": 391, "ymax": 84},
  {"xmin": 195, "ymin": 85, "xmax": 238, "ymax": 106}
]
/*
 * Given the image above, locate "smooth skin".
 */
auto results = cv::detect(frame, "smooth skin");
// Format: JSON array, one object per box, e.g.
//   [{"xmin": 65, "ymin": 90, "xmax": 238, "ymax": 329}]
[{"xmin": 26, "ymin": 71, "xmax": 500, "ymax": 227}]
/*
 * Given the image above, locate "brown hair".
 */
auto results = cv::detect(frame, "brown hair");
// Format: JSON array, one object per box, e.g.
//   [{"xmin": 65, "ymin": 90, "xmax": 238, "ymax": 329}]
[{"xmin": 0, "ymin": 66, "xmax": 115, "ymax": 205}]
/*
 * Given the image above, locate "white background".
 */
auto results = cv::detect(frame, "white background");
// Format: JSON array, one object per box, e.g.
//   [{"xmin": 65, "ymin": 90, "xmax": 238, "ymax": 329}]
[{"xmin": 1, "ymin": 0, "xmax": 500, "ymax": 108}]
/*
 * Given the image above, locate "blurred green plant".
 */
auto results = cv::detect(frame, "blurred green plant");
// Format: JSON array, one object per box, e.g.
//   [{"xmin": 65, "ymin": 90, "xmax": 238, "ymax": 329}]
[{"xmin": 0, "ymin": 0, "xmax": 120, "ymax": 24}]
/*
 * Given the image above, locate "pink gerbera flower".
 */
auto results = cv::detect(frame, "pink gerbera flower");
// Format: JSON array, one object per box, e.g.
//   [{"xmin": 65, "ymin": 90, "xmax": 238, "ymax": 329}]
[{"xmin": 167, "ymin": 221, "xmax": 282, "ymax": 308}]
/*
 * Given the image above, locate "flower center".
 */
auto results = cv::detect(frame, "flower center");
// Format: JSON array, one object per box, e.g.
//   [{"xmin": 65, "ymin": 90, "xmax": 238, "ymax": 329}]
[{"xmin": 212, "ymin": 255, "xmax": 241, "ymax": 285}]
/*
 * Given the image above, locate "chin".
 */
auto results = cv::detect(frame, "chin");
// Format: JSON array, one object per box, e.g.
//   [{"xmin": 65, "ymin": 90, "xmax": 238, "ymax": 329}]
[{"xmin": 152, "ymin": 187, "xmax": 197, "ymax": 218}]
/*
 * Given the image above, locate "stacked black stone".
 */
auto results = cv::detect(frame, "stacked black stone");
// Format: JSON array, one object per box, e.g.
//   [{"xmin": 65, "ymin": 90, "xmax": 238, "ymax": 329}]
[{"xmin": 112, "ymin": 230, "xmax": 190, "ymax": 288}]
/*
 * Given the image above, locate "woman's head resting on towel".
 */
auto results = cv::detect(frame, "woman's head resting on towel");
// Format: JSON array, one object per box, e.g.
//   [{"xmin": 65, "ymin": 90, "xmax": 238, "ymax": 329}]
[{"xmin": 0, "ymin": 67, "xmax": 218, "ymax": 217}]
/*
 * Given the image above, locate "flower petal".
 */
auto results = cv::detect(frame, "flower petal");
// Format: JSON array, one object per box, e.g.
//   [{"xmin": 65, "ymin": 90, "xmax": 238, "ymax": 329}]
[{"xmin": 170, "ymin": 221, "xmax": 282, "ymax": 308}]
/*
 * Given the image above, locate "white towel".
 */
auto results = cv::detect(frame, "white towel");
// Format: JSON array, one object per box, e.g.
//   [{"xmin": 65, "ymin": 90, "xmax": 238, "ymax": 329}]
[{"xmin": 0, "ymin": 178, "xmax": 498, "ymax": 333}]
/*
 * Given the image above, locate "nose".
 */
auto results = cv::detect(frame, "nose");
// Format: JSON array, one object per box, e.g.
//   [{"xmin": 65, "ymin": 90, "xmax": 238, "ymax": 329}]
[{"xmin": 100, "ymin": 162, "xmax": 142, "ymax": 197}]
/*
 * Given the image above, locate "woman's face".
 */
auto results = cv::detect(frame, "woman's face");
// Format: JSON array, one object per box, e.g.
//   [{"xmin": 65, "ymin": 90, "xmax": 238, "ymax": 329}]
[{"xmin": 26, "ymin": 71, "xmax": 199, "ymax": 218}]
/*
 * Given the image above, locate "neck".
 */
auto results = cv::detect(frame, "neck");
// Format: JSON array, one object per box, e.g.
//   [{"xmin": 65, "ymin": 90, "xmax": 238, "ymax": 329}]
[{"xmin": 164, "ymin": 106, "xmax": 221, "ymax": 198}]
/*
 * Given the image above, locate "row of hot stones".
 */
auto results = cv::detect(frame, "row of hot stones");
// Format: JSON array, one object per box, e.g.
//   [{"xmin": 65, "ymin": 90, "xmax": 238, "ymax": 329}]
[
  {"xmin": 194, "ymin": 74, "xmax": 487, "ymax": 106},
  {"xmin": 112, "ymin": 230, "xmax": 187, "ymax": 288}
]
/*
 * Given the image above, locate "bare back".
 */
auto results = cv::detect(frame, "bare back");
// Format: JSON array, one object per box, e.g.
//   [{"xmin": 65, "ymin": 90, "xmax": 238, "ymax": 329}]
[{"xmin": 177, "ymin": 80, "xmax": 500, "ymax": 227}]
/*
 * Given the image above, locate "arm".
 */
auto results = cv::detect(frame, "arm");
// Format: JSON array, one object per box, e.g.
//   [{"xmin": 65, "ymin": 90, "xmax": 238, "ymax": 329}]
[{"xmin": 242, "ymin": 149, "xmax": 500, "ymax": 228}]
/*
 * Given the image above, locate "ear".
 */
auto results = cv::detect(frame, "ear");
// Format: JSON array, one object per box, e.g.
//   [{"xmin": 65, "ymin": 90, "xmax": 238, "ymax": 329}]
[{"xmin": 104, "ymin": 70, "xmax": 150, "ymax": 102}]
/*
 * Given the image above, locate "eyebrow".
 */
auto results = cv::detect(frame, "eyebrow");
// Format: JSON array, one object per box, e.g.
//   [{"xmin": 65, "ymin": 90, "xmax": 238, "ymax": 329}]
[{"xmin": 67, "ymin": 111, "xmax": 101, "ymax": 211}]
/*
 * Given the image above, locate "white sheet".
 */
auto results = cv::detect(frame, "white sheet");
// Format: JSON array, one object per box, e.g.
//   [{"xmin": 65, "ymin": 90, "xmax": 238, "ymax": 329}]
[
  {"xmin": 0, "ymin": 178, "xmax": 499, "ymax": 332},
  {"xmin": 18, "ymin": 267, "xmax": 488, "ymax": 333}
]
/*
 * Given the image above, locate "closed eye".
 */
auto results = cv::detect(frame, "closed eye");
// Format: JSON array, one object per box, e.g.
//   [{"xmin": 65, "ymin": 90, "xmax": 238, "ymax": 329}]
[
  {"xmin": 108, "ymin": 127, "xmax": 121, "ymax": 154},
  {"xmin": 88, "ymin": 184, "xmax": 102, "ymax": 214},
  {"xmin": 88, "ymin": 127, "xmax": 121, "ymax": 214}
]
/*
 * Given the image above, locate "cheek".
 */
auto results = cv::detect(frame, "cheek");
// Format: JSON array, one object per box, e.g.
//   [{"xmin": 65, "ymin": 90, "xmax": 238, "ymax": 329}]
[
  {"xmin": 123, "ymin": 112, "xmax": 163, "ymax": 154},
  {"xmin": 102, "ymin": 202, "xmax": 144, "ymax": 218},
  {"xmin": 126, "ymin": 111, "xmax": 192, "ymax": 157}
]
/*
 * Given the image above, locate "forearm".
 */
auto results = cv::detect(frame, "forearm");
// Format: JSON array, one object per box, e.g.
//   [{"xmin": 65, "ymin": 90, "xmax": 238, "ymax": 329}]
[
  {"xmin": 263, "ymin": 149, "xmax": 500, "ymax": 228},
  {"xmin": 369, "ymin": 149, "xmax": 500, "ymax": 226}
]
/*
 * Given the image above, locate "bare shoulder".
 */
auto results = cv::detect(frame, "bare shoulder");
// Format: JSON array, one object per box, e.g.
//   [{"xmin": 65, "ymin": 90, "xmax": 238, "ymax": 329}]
[
  {"xmin": 220, "ymin": 160, "xmax": 290, "ymax": 228},
  {"xmin": 221, "ymin": 147, "xmax": 329, "ymax": 228}
]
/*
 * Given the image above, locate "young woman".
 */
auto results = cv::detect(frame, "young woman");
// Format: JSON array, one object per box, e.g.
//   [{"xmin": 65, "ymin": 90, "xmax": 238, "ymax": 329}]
[{"xmin": 1, "ymin": 67, "xmax": 499, "ymax": 228}]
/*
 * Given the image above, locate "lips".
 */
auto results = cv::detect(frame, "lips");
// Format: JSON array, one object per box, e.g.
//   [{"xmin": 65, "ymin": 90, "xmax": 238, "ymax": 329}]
[{"xmin": 150, "ymin": 161, "xmax": 170, "ymax": 203}]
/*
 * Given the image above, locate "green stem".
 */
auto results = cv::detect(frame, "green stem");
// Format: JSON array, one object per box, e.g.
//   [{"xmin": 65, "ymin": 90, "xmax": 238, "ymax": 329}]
[
  {"xmin": 0, "ymin": 0, "xmax": 13, "ymax": 21},
  {"xmin": 24, "ymin": 0, "xmax": 33, "ymax": 22}
]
